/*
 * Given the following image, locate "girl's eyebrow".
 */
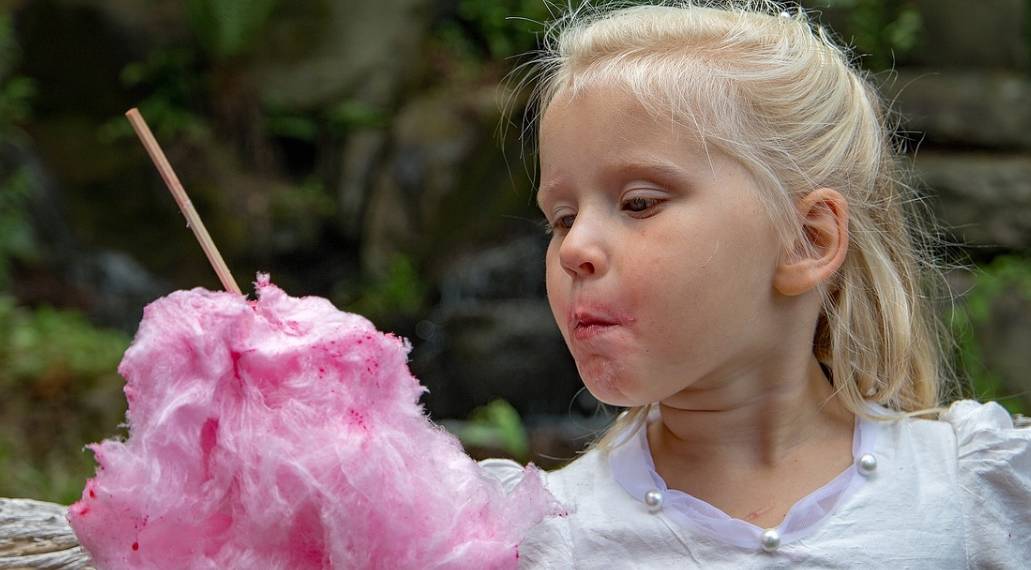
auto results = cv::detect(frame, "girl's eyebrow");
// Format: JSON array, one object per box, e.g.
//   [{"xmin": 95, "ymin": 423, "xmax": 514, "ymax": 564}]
[
  {"xmin": 602, "ymin": 159, "xmax": 692, "ymax": 186},
  {"xmin": 536, "ymin": 158, "xmax": 691, "ymax": 210},
  {"xmin": 535, "ymin": 184, "xmax": 557, "ymax": 210}
]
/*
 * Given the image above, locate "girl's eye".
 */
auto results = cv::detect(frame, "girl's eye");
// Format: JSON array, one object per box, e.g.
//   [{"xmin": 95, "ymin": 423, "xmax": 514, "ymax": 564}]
[
  {"xmin": 623, "ymin": 196, "xmax": 659, "ymax": 213},
  {"xmin": 541, "ymin": 214, "xmax": 575, "ymax": 235},
  {"xmin": 541, "ymin": 197, "xmax": 659, "ymax": 235}
]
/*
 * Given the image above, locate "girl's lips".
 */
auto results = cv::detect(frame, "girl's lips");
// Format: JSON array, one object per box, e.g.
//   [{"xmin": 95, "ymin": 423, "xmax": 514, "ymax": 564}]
[
  {"xmin": 569, "ymin": 306, "xmax": 632, "ymax": 329},
  {"xmin": 567, "ymin": 303, "xmax": 634, "ymax": 342},
  {"xmin": 573, "ymin": 322, "xmax": 619, "ymax": 341}
]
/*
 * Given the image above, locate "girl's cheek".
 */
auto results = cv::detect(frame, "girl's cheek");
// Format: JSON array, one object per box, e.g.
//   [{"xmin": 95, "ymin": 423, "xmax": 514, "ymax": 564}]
[{"xmin": 544, "ymin": 274, "xmax": 569, "ymax": 330}]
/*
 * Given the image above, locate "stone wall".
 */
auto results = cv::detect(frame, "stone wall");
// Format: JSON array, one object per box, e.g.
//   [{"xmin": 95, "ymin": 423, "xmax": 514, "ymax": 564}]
[
  {"xmin": 881, "ymin": 0, "xmax": 1031, "ymax": 412},
  {"xmin": 7, "ymin": 0, "xmax": 1029, "ymax": 473},
  {"xmin": 415, "ymin": 0, "xmax": 1031, "ymax": 461}
]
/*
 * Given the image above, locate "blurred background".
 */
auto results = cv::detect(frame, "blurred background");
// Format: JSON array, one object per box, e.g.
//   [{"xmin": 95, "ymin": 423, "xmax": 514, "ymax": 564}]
[{"xmin": 0, "ymin": 0, "xmax": 1028, "ymax": 504}]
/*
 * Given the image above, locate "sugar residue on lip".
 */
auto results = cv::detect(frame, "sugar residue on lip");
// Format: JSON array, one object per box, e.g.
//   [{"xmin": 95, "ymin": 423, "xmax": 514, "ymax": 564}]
[
  {"xmin": 573, "ymin": 322, "xmax": 622, "ymax": 342},
  {"xmin": 67, "ymin": 274, "xmax": 565, "ymax": 569}
]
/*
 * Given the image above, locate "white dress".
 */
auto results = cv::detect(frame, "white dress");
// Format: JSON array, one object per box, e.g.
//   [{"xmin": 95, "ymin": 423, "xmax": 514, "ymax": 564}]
[{"xmin": 479, "ymin": 400, "xmax": 1031, "ymax": 569}]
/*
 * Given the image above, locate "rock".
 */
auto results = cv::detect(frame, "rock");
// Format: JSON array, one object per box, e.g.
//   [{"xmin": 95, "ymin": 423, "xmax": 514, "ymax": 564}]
[
  {"xmin": 361, "ymin": 86, "xmax": 506, "ymax": 278},
  {"xmin": 437, "ymin": 235, "xmax": 548, "ymax": 304},
  {"xmin": 412, "ymin": 235, "xmax": 582, "ymax": 420},
  {"xmin": 255, "ymin": 0, "xmax": 433, "ymax": 110},
  {"xmin": 909, "ymin": 0, "xmax": 1029, "ymax": 70},
  {"xmin": 68, "ymin": 250, "xmax": 168, "ymax": 332},
  {"xmin": 336, "ymin": 128, "xmax": 389, "ymax": 240},
  {"xmin": 412, "ymin": 299, "xmax": 580, "ymax": 420},
  {"xmin": 3, "ymin": 141, "xmax": 168, "ymax": 332},
  {"xmin": 912, "ymin": 152, "xmax": 1031, "ymax": 250},
  {"xmin": 882, "ymin": 70, "xmax": 1031, "ymax": 150},
  {"xmin": 65, "ymin": 0, "xmax": 187, "ymax": 49}
]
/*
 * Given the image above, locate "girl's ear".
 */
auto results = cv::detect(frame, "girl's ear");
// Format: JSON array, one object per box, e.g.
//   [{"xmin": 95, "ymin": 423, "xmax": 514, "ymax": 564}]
[{"xmin": 773, "ymin": 188, "xmax": 849, "ymax": 297}]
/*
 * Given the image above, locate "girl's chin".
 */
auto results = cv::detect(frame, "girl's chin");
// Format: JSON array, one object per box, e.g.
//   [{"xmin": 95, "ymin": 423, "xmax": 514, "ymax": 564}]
[{"xmin": 578, "ymin": 364, "xmax": 644, "ymax": 407}]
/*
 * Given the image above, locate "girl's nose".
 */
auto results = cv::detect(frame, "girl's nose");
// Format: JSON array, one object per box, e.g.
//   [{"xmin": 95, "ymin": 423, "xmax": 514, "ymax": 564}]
[{"xmin": 558, "ymin": 217, "xmax": 608, "ymax": 279}]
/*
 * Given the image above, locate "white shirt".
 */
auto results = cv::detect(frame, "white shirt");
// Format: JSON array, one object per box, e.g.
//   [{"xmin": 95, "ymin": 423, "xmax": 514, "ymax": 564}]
[{"xmin": 479, "ymin": 400, "xmax": 1030, "ymax": 568}]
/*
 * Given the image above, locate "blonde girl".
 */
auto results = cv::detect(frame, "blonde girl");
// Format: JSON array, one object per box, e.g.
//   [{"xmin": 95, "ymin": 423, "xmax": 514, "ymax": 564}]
[{"xmin": 480, "ymin": 1, "xmax": 1031, "ymax": 567}]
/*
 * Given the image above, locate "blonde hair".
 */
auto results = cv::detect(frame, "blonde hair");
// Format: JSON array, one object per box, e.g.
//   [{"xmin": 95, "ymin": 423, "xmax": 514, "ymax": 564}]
[{"xmin": 507, "ymin": 0, "xmax": 964, "ymax": 454}]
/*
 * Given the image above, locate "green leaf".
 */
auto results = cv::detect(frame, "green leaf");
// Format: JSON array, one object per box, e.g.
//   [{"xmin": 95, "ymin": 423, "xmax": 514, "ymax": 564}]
[
  {"xmin": 187, "ymin": 0, "xmax": 280, "ymax": 61},
  {"xmin": 949, "ymin": 255, "xmax": 1031, "ymax": 415},
  {"xmin": 264, "ymin": 114, "xmax": 319, "ymax": 141},
  {"xmin": 455, "ymin": 399, "xmax": 530, "ymax": 461}
]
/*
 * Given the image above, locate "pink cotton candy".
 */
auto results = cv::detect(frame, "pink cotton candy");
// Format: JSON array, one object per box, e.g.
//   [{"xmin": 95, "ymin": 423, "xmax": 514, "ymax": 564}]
[{"xmin": 68, "ymin": 274, "xmax": 565, "ymax": 569}]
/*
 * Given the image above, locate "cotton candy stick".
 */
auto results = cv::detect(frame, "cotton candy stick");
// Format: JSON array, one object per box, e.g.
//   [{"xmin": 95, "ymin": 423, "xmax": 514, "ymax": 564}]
[{"xmin": 125, "ymin": 107, "xmax": 241, "ymax": 295}]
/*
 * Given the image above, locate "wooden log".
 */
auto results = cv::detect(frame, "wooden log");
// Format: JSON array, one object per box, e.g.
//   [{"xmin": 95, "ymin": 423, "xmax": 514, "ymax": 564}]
[{"xmin": 0, "ymin": 499, "xmax": 93, "ymax": 569}]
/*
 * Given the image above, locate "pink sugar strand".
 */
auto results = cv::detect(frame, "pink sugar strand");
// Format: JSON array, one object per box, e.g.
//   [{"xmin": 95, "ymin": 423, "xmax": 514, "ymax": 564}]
[{"xmin": 125, "ymin": 107, "xmax": 242, "ymax": 295}]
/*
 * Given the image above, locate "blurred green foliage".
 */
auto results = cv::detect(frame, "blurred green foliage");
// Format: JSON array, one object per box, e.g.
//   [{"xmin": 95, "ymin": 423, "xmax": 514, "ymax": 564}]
[
  {"xmin": 0, "ymin": 297, "xmax": 130, "ymax": 503},
  {"xmin": 0, "ymin": 12, "xmax": 34, "ymax": 131},
  {"xmin": 342, "ymin": 254, "xmax": 429, "ymax": 325},
  {"xmin": 326, "ymin": 99, "xmax": 389, "ymax": 132},
  {"xmin": 0, "ymin": 3, "xmax": 129, "ymax": 504},
  {"xmin": 263, "ymin": 108, "xmax": 319, "ymax": 142},
  {"xmin": 98, "ymin": 48, "xmax": 209, "ymax": 143},
  {"xmin": 437, "ymin": 0, "xmax": 925, "ymax": 75},
  {"xmin": 270, "ymin": 175, "xmax": 335, "ymax": 219},
  {"xmin": 0, "ymin": 11, "xmax": 36, "ymax": 290},
  {"xmin": 0, "ymin": 167, "xmax": 38, "ymax": 291},
  {"xmin": 822, "ymin": 0, "xmax": 923, "ymax": 70},
  {"xmin": 263, "ymin": 98, "xmax": 390, "ymax": 143},
  {"xmin": 0, "ymin": 300, "xmax": 129, "ymax": 397},
  {"xmin": 1026, "ymin": 0, "xmax": 1031, "ymax": 74},
  {"xmin": 0, "ymin": 11, "xmax": 13, "ymax": 71},
  {"xmin": 0, "ymin": 74, "xmax": 33, "ymax": 130},
  {"xmin": 449, "ymin": 398, "xmax": 531, "ymax": 462},
  {"xmin": 99, "ymin": 0, "xmax": 279, "ymax": 143},
  {"xmin": 437, "ymin": 0, "xmax": 551, "ymax": 62},
  {"xmin": 950, "ymin": 255, "xmax": 1031, "ymax": 416},
  {"xmin": 187, "ymin": 0, "xmax": 280, "ymax": 62},
  {"xmin": 267, "ymin": 175, "xmax": 337, "ymax": 251}
]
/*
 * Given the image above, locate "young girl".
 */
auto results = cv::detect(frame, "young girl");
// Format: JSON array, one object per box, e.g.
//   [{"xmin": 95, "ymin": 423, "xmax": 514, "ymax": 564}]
[{"xmin": 480, "ymin": 1, "xmax": 1031, "ymax": 567}]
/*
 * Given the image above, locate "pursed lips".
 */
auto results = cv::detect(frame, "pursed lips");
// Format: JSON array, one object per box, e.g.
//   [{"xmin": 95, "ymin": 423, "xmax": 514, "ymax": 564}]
[{"xmin": 568, "ymin": 305, "xmax": 634, "ymax": 336}]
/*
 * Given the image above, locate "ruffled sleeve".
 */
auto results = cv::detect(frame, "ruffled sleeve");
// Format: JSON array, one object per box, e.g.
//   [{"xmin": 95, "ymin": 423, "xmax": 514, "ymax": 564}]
[
  {"xmin": 478, "ymin": 458, "xmax": 530, "ymax": 494},
  {"xmin": 941, "ymin": 400, "xmax": 1031, "ymax": 567},
  {"xmin": 478, "ymin": 458, "xmax": 575, "ymax": 568}
]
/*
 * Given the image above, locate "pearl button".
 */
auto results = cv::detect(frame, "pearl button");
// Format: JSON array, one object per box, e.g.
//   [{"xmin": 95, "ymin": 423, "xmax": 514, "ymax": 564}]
[
  {"xmin": 857, "ymin": 453, "xmax": 878, "ymax": 476},
  {"xmin": 644, "ymin": 489, "xmax": 663, "ymax": 513},
  {"xmin": 760, "ymin": 528, "xmax": 780, "ymax": 552}
]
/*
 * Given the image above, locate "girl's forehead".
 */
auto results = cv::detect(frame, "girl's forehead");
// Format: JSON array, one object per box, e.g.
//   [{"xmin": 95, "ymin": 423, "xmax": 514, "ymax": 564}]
[
  {"xmin": 540, "ymin": 85, "xmax": 712, "ymax": 159},
  {"xmin": 539, "ymin": 91, "xmax": 722, "ymax": 186},
  {"xmin": 542, "ymin": 85, "xmax": 654, "ymax": 130}
]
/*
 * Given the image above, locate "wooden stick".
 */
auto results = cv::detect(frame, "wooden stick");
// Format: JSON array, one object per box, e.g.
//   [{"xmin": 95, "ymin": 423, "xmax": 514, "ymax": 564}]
[{"xmin": 125, "ymin": 108, "xmax": 242, "ymax": 295}]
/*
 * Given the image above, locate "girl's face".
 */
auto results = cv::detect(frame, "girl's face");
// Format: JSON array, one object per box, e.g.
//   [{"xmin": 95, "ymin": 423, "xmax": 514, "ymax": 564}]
[{"xmin": 538, "ymin": 86, "xmax": 786, "ymax": 407}]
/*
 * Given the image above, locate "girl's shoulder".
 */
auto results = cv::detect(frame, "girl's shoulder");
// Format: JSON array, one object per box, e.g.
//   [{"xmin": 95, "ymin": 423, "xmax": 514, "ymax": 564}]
[
  {"xmin": 478, "ymin": 450, "xmax": 617, "ymax": 568},
  {"xmin": 903, "ymin": 398, "xmax": 1031, "ymax": 476},
  {"xmin": 882, "ymin": 399, "xmax": 1029, "ymax": 499},
  {"xmin": 938, "ymin": 398, "xmax": 1031, "ymax": 452},
  {"xmin": 937, "ymin": 398, "xmax": 1030, "ymax": 492},
  {"xmin": 478, "ymin": 449, "xmax": 606, "ymax": 496},
  {"xmin": 931, "ymin": 399, "xmax": 1031, "ymax": 565},
  {"xmin": 876, "ymin": 398, "xmax": 1029, "ymax": 462}
]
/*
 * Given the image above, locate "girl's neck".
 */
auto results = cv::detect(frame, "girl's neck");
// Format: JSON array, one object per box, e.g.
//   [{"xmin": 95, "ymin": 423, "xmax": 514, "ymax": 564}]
[{"xmin": 647, "ymin": 355, "xmax": 854, "ymax": 472}]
